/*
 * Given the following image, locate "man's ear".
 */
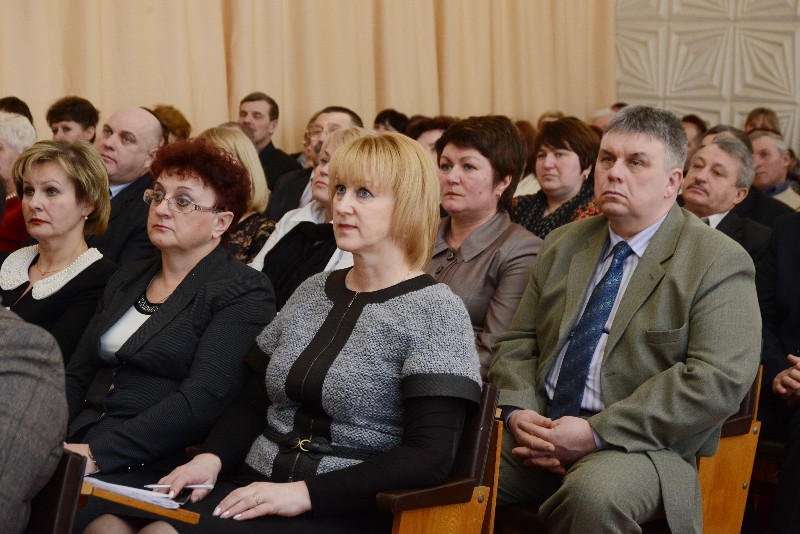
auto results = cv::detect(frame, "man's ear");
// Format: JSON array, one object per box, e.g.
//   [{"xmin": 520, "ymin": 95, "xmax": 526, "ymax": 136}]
[
  {"xmin": 665, "ymin": 167, "xmax": 683, "ymax": 197},
  {"xmin": 267, "ymin": 119, "xmax": 279, "ymax": 136}
]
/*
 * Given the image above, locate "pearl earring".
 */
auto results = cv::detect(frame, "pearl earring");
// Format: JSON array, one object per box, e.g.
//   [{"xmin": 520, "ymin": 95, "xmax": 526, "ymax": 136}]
[{"xmin": 84, "ymin": 215, "xmax": 89, "ymax": 220}]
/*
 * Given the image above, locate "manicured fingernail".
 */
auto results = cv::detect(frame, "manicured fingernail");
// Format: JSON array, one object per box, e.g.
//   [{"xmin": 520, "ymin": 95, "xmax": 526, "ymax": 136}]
[
  {"xmin": 221, "ymin": 510, "xmax": 229, "ymax": 518},
  {"xmin": 213, "ymin": 507, "xmax": 221, "ymax": 516},
  {"xmin": 168, "ymin": 491, "xmax": 174, "ymax": 499},
  {"xmin": 233, "ymin": 514, "xmax": 242, "ymax": 520}
]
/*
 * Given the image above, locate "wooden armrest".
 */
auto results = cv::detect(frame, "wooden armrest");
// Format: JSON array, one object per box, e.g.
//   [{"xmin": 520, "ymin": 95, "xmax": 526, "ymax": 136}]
[
  {"xmin": 375, "ymin": 476, "xmax": 475, "ymax": 514},
  {"xmin": 81, "ymin": 481, "xmax": 200, "ymax": 524}
]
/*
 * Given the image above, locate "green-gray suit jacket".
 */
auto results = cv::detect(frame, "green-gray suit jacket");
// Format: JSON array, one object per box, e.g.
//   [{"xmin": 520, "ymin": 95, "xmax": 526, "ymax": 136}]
[{"xmin": 488, "ymin": 203, "xmax": 761, "ymax": 531}]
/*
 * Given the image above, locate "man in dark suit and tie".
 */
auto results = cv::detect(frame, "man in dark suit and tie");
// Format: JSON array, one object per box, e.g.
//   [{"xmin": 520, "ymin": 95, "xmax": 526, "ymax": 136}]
[
  {"xmin": 489, "ymin": 106, "xmax": 761, "ymax": 533},
  {"xmin": 682, "ymin": 136, "xmax": 771, "ymax": 268},
  {"xmin": 90, "ymin": 106, "xmax": 164, "ymax": 264},
  {"xmin": 756, "ymin": 212, "xmax": 800, "ymax": 533}
]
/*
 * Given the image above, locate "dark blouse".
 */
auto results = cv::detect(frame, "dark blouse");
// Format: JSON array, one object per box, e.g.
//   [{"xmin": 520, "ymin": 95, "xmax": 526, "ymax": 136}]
[
  {"xmin": 0, "ymin": 247, "xmax": 117, "ymax": 362},
  {"xmin": 510, "ymin": 182, "xmax": 600, "ymax": 239},
  {"xmin": 227, "ymin": 211, "xmax": 276, "ymax": 264}
]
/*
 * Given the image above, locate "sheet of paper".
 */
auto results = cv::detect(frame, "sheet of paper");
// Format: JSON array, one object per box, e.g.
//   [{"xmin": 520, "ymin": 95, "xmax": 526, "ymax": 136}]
[{"xmin": 84, "ymin": 477, "xmax": 180, "ymax": 509}]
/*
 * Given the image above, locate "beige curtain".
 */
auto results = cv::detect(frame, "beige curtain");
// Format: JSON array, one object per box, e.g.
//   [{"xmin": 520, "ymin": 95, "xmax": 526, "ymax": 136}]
[{"xmin": 0, "ymin": 0, "xmax": 615, "ymax": 153}]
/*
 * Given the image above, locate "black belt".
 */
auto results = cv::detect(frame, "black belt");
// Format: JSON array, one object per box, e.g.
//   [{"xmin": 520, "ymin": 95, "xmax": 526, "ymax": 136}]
[{"xmin": 262, "ymin": 426, "xmax": 373, "ymax": 461}]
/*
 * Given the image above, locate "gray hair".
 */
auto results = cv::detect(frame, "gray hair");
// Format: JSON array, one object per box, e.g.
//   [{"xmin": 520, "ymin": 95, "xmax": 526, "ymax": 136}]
[
  {"xmin": 605, "ymin": 105, "xmax": 687, "ymax": 172},
  {"xmin": 0, "ymin": 111, "xmax": 36, "ymax": 154},
  {"xmin": 709, "ymin": 136, "xmax": 755, "ymax": 189},
  {"xmin": 749, "ymin": 129, "xmax": 788, "ymax": 155}
]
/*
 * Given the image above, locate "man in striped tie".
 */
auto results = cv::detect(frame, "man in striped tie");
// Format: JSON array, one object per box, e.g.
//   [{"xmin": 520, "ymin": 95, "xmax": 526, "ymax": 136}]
[{"xmin": 489, "ymin": 105, "xmax": 761, "ymax": 534}]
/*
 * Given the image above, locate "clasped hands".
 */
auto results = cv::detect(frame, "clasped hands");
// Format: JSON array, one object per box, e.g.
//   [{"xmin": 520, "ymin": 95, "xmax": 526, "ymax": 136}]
[
  {"xmin": 155, "ymin": 453, "xmax": 311, "ymax": 520},
  {"xmin": 508, "ymin": 409, "xmax": 597, "ymax": 476},
  {"xmin": 772, "ymin": 354, "xmax": 800, "ymax": 407}
]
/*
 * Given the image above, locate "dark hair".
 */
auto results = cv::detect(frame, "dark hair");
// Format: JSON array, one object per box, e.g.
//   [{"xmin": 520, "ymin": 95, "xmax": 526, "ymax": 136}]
[
  {"xmin": 373, "ymin": 108, "xmax": 409, "ymax": 133},
  {"xmin": 46, "ymin": 96, "xmax": 100, "ymax": 142},
  {"xmin": 0, "ymin": 96, "xmax": 33, "ymax": 125},
  {"xmin": 435, "ymin": 115, "xmax": 526, "ymax": 212},
  {"xmin": 744, "ymin": 107, "xmax": 781, "ymax": 134},
  {"xmin": 681, "ymin": 114, "xmax": 708, "ymax": 135},
  {"xmin": 153, "ymin": 105, "xmax": 192, "ymax": 140},
  {"xmin": 703, "ymin": 125, "xmax": 753, "ymax": 152},
  {"xmin": 149, "ymin": 138, "xmax": 250, "ymax": 239},
  {"xmin": 319, "ymin": 106, "xmax": 363, "ymax": 128},
  {"xmin": 514, "ymin": 120, "xmax": 537, "ymax": 176},
  {"xmin": 405, "ymin": 115, "xmax": 457, "ymax": 141},
  {"xmin": 534, "ymin": 117, "xmax": 601, "ymax": 181},
  {"xmin": 241, "ymin": 92, "xmax": 279, "ymax": 121}
]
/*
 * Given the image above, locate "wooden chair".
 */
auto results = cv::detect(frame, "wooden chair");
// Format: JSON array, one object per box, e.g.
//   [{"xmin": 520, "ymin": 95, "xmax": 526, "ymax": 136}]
[
  {"xmin": 494, "ymin": 369, "xmax": 763, "ymax": 534},
  {"xmin": 376, "ymin": 383, "xmax": 501, "ymax": 534},
  {"xmin": 24, "ymin": 449, "xmax": 87, "ymax": 534}
]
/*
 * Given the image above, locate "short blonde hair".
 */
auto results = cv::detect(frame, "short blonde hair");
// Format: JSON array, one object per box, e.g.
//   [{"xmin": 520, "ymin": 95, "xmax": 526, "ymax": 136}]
[
  {"xmin": 13, "ymin": 141, "xmax": 110, "ymax": 237},
  {"xmin": 328, "ymin": 132, "xmax": 440, "ymax": 270},
  {"xmin": 319, "ymin": 126, "xmax": 374, "ymax": 159},
  {"xmin": 198, "ymin": 126, "xmax": 269, "ymax": 212}
]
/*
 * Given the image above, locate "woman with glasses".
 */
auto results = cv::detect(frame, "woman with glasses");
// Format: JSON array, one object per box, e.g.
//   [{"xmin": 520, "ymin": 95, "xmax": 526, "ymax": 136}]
[
  {"xmin": 0, "ymin": 141, "xmax": 116, "ymax": 361},
  {"xmin": 64, "ymin": 138, "xmax": 275, "ymax": 532}
]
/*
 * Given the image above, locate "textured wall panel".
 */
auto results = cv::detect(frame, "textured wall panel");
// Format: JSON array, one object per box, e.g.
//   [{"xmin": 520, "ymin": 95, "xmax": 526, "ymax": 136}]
[{"xmin": 618, "ymin": 0, "xmax": 800, "ymax": 149}]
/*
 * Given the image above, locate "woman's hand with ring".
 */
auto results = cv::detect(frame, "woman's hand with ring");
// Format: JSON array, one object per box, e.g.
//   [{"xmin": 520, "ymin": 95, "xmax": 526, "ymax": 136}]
[{"xmin": 212, "ymin": 481, "xmax": 311, "ymax": 520}]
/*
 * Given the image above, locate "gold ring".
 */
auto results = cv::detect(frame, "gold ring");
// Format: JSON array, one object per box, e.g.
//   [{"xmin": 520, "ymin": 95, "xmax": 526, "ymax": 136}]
[{"xmin": 253, "ymin": 494, "xmax": 262, "ymax": 506}]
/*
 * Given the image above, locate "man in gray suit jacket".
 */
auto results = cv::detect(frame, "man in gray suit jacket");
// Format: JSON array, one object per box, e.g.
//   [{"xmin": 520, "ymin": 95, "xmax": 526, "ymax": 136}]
[
  {"xmin": 0, "ymin": 308, "xmax": 68, "ymax": 533},
  {"xmin": 489, "ymin": 106, "xmax": 761, "ymax": 533}
]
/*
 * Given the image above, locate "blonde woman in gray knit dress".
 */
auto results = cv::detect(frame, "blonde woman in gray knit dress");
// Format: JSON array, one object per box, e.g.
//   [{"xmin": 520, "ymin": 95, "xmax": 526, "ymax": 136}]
[{"xmin": 89, "ymin": 133, "xmax": 482, "ymax": 534}]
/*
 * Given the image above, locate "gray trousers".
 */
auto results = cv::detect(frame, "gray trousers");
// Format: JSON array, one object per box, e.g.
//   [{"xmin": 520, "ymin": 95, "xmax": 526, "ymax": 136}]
[{"xmin": 497, "ymin": 430, "xmax": 678, "ymax": 534}]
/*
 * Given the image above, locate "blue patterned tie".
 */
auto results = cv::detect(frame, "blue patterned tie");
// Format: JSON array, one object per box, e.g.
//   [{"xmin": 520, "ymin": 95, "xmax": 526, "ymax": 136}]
[{"xmin": 549, "ymin": 241, "xmax": 633, "ymax": 419}]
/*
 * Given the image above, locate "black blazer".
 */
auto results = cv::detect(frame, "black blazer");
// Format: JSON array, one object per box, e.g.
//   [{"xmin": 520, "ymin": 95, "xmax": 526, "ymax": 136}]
[
  {"xmin": 734, "ymin": 186, "xmax": 794, "ymax": 230},
  {"xmin": 716, "ymin": 210, "xmax": 771, "ymax": 270},
  {"xmin": 758, "ymin": 213, "xmax": 800, "ymax": 388},
  {"xmin": 88, "ymin": 174, "xmax": 155, "ymax": 265},
  {"xmin": 259, "ymin": 142, "xmax": 302, "ymax": 190},
  {"xmin": 265, "ymin": 167, "xmax": 313, "ymax": 222},
  {"xmin": 65, "ymin": 245, "xmax": 275, "ymax": 473}
]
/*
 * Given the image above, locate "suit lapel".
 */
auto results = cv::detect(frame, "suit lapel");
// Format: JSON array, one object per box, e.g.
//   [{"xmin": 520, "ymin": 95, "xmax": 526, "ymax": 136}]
[
  {"xmin": 604, "ymin": 205, "xmax": 683, "ymax": 356},
  {"xmin": 116, "ymin": 246, "xmax": 227, "ymax": 358}
]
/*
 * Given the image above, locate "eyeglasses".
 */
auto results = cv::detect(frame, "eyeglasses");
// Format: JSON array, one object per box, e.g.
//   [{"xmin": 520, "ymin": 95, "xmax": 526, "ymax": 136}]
[{"xmin": 143, "ymin": 189, "xmax": 222, "ymax": 214}]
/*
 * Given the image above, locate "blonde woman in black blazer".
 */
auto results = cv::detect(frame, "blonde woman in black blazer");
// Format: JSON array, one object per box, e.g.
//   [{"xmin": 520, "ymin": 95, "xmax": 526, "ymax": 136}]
[{"xmin": 64, "ymin": 139, "xmax": 275, "ymax": 531}]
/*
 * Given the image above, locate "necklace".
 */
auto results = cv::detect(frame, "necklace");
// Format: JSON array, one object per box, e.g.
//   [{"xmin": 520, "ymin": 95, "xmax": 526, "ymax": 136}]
[{"xmin": 5, "ymin": 192, "xmax": 16, "ymax": 201}]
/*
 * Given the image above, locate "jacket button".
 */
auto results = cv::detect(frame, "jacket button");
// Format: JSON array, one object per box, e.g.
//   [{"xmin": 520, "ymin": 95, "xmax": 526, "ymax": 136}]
[
  {"xmin": 446, "ymin": 252, "xmax": 455, "ymax": 261},
  {"xmin": 435, "ymin": 266, "xmax": 443, "ymax": 274},
  {"xmin": 108, "ymin": 384, "xmax": 115, "ymax": 392}
]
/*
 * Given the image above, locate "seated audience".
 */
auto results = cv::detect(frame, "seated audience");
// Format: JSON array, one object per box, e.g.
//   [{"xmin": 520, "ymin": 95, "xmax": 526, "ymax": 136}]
[
  {"xmin": 489, "ymin": 105, "xmax": 760, "ymax": 533},
  {"xmin": 749, "ymin": 129, "xmax": 800, "ymax": 210},
  {"xmin": 153, "ymin": 105, "xmax": 192, "ymax": 143},
  {"xmin": 536, "ymin": 110, "xmax": 564, "ymax": 130},
  {"xmin": 513, "ymin": 119, "xmax": 541, "ymax": 197},
  {"xmin": 756, "ymin": 212, "xmax": 800, "ymax": 534},
  {"xmin": 292, "ymin": 111, "xmax": 321, "ymax": 169},
  {"xmin": 0, "ymin": 307, "xmax": 68, "ymax": 534},
  {"xmin": 89, "ymin": 132, "xmax": 482, "ymax": 534},
  {"xmin": 511, "ymin": 117, "xmax": 601, "ymax": 238},
  {"xmin": 427, "ymin": 116, "xmax": 541, "ymax": 377},
  {"xmin": 199, "ymin": 126, "xmax": 274, "ymax": 264},
  {"xmin": 0, "ymin": 111, "xmax": 37, "ymax": 252},
  {"xmin": 0, "ymin": 141, "xmax": 116, "ymax": 360},
  {"xmin": 267, "ymin": 106, "xmax": 363, "ymax": 222},
  {"xmin": 90, "ymin": 106, "xmax": 164, "ymax": 264},
  {"xmin": 237, "ymin": 92, "xmax": 300, "ymax": 190},
  {"xmin": 46, "ymin": 96, "xmax": 100, "ymax": 143},
  {"xmin": 682, "ymin": 136, "xmax": 770, "ymax": 268},
  {"xmin": 65, "ymin": 139, "xmax": 275, "ymax": 531},
  {"xmin": 0, "ymin": 96, "xmax": 33, "ymax": 125},
  {"xmin": 744, "ymin": 106, "xmax": 781, "ymax": 134},
  {"xmin": 373, "ymin": 108, "xmax": 409, "ymax": 133},
  {"xmin": 588, "ymin": 107, "xmax": 614, "ymax": 132},
  {"xmin": 702, "ymin": 125, "xmax": 793, "ymax": 229},
  {"xmin": 681, "ymin": 113, "xmax": 707, "ymax": 173},
  {"xmin": 251, "ymin": 127, "xmax": 373, "ymax": 309},
  {"xmin": 405, "ymin": 115, "xmax": 457, "ymax": 166}
]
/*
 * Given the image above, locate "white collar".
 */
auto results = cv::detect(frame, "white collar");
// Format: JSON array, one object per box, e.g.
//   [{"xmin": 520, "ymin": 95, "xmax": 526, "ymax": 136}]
[{"xmin": 0, "ymin": 245, "xmax": 103, "ymax": 299}]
